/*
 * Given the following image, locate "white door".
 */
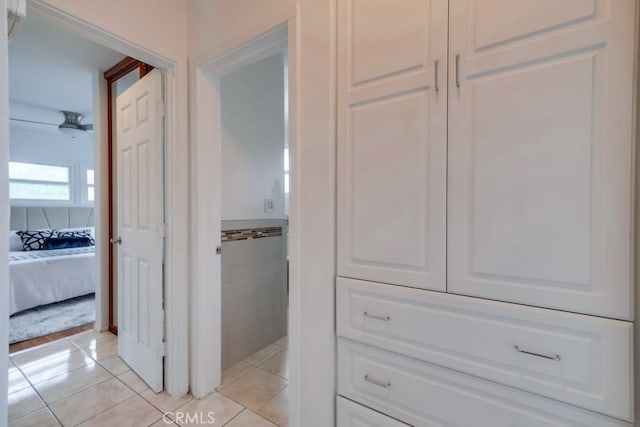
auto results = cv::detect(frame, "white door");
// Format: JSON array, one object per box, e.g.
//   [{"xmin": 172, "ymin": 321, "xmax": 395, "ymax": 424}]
[
  {"xmin": 116, "ymin": 69, "xmax": 165, "ymax": 392},
  {"xmin": 447, "ymin": 0, "xmax": 636, "ymax": 319},
  {"xmin": 337, "ymin": 0, "xmax": 448, "ymax": 291}
]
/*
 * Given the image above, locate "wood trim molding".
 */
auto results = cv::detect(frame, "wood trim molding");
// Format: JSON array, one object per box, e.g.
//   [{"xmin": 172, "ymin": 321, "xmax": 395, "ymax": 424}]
[{"xmin": 104, "ymin": 57, "xmax": 141, "ymax": 81}]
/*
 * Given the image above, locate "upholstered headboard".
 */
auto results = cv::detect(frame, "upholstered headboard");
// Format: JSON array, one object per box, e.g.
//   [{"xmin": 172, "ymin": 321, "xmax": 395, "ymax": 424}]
[{"xmin": 10, "ymin": 207, "xmax": 94, "ymax": 231}]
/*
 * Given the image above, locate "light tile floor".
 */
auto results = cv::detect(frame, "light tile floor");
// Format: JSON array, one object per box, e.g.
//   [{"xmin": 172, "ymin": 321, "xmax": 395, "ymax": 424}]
[{"xmin": 8, "ymin": 331, "xmax": 289, "ymax": 426}]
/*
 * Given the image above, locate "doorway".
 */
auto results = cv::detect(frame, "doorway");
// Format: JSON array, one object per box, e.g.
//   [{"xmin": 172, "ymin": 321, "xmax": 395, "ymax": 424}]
[
  {"xmin": 4, "ymin": 2, "xmax": 186, "ymax": 396},
  {"xmin": 6, "ymin": 7, "xmax": 121, "ymax": 352},
  {"xmin": 190, "ymin": 22, "xmax": 298, "ymax": 427},
  {"xmin": 214, "ymin": 51, "xmax": 290, "ymax": 424}
]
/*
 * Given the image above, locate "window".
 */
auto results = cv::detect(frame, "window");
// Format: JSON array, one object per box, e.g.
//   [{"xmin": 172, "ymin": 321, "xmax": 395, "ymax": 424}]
[
  {"xmin": 86, "ymin": 169, "xmax": 95, "ymax": 202},
  {"xmin": 9, "ymin": 161, "xmax": 70, "ymax": 201}
]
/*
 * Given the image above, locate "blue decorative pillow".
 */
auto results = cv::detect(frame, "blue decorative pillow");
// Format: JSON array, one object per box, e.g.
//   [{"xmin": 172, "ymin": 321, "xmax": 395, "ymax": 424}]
[
  {"xmin": 16, "ymin": 229, "xmax": 58, "ymax": 251},
  {"xmin": 43, "ymin": 236, "xmax": 93, "ymax": 250},
  {"xmin": 57, "ymin": 229, "xmax": 95, "ymax": 246}
]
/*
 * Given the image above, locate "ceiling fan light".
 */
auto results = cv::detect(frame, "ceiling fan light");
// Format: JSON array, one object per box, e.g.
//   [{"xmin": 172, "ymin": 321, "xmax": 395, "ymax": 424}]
[
  {"xmin": 58, "ymin": 111, "xmax": 88, "ymax": 138},
  {"xmin": 58, "ymin": 124, "xmax": 86, "ymax": 138}
]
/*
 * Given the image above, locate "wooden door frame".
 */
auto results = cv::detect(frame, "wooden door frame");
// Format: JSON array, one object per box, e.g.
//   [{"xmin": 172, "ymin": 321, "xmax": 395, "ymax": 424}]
[{"xmin": 103, "ymin": 57, "xmax": 154, "ymax": 335}]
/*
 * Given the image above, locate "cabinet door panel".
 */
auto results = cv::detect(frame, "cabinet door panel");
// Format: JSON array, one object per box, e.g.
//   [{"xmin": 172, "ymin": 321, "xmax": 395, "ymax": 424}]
[
  {"xmin": 338, "ymin": 0, "xmax": 448, "ymax": 291},
  {"xmin": 448, "ymin": 0, "xmax": 636, "ymax": 318}
]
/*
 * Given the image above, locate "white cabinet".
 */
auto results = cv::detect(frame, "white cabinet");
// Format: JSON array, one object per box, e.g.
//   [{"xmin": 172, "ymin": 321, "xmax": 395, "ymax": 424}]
[
  {"xmin": 337, "ymin": 278, "xmax": 633, "ymax": 421},
  {"xmin": 447, "ymin": 0, "xmax": 636, "ymax": 320},
  {"xmin": 336, "ymin": 0, "xmax": 637, "ymax": 424},
  {"xmin": 338, "ymin": 0, "xmax": 636, "ymax": 317},
  {"xmin": 337, "ymin": 0, "xmax": 448, "ymax": 292}
]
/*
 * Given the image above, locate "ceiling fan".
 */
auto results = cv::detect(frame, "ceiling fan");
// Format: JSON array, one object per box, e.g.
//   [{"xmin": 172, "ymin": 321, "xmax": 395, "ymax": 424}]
[{"xmin": 10, "ymin": 111, "xmax": 93, "ymax": 139}]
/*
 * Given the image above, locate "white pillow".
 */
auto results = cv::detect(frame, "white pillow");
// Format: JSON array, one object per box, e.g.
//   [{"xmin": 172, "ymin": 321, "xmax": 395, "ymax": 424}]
[{"xmin": 9, "ymin": 231, "xmax": 23, "ymax": 252}]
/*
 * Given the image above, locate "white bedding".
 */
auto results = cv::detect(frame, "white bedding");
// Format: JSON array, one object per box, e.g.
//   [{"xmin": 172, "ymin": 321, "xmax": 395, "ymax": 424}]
[{"xmin": 9, "ymin": 247, "xmax": 96, "ymax": 315}]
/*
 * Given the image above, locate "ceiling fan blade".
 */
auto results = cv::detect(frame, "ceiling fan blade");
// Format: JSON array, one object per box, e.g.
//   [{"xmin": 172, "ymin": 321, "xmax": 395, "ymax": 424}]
[
  {"xmin": 80, "ymin": 123, "xmax": 93, "ymax": 131},
  {"xmin": 9, "ymin": 117, "xmax": 58, "ymax": 127}
]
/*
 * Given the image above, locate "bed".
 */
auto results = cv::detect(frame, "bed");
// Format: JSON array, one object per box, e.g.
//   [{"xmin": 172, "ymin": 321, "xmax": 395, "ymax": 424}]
[{"xmin": 9, "ymin": 207, "xmax": 96, "ymax": 316}]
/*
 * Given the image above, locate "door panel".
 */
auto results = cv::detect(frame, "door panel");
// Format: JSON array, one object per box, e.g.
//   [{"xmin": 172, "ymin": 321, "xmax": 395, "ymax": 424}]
[
  {"xmin": 116, "ymin": 69, "xmax": 164, "ymax": 392},
  {"xmin": 471, "ymin": 0, "xmax": 597, "ymax": 51},
  {"xmin": 447, "ymin": 0, "xmax": 636, "ymax": 318},
  {"xmin": 351, "ymin": 0, "xmax": 430, "ymax": 85},
  {"xmin": 337, "ymin": 0, "xmax": 448, "ymax": 291}
]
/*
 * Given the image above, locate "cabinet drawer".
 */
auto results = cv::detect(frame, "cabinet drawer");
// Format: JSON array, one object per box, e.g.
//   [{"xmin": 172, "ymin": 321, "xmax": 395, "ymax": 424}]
[
  {"xmin": 338, "ymin": 339, "xmax": 631, "ymax": 427},
  {"xmin": 338, "ymin": 396, "xmax": 409, "ymax": 427},
  {"xmin": 336, "ymin": 277, "xmax": 633, "ymax": 420}
]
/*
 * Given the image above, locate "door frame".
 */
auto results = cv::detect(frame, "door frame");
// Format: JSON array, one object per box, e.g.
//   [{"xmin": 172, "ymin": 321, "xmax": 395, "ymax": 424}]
[
  {"xmin": 103, "ymin": 57, "xmax": 154, "ymax": 335},
  {"xmin": 189, "ymin": 20, "xmax": 297, "ymax": 400},
  {"xmin": 0, "ymin": 0, "xmax": 10, "ymax": 420},
  {"xmin": 26, "ymin": 0, "xmax": 189, "ymax": 396}
]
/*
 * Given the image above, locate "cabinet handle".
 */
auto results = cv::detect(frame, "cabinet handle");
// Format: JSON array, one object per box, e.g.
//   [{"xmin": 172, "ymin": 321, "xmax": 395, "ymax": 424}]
[
  {"xmin": 434, "ymin": 59, "xmax": 439, "ymax": 92},
  {"xmin": 514, "ymin": 345, "xmax": 561, "ymax": 361},
  {"xmin": 364, "ymin": 374, "xmax": 391, "ymax": 388},
  {"xmin": 455, "ymin": 53, "xmax": 461, "ymax": 88},
  {"xmin": 363, "ymin": 311, "xmax": 390, "ymax": 322}
]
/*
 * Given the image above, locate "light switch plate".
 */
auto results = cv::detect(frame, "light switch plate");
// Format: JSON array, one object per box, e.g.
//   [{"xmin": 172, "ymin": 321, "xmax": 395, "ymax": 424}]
[{"xmin": 264, "ymin": 198, "xmax": 275, "ymax": 213}]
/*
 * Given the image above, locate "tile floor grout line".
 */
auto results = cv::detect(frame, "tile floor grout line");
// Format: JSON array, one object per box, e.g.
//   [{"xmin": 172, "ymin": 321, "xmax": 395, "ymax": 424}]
[
  {"xmin": 256, "ymin": 383, "xmax": 289, "ymax": 427},
  {"xmin": 43, "ymin": 373, "xmax": 123, "ymax": 426},
  {"xmin": 217, "ymin": 379, "xmax": 288, "ymax": 426},
  {"xmin": 24, "ymin": 355, "xmax": 98, "ymax": 387},
  {"xmin": 77, "ymin": 391, "xmax": 163, "ymax": 427},
  {"xmin": 256, "ymin": 364, "xmax": 289, "ymax": 382},
  {"xmin": 10, "ymin": 333, "xmax": 289, "ymax": 426},
  {"xmin": 221, "ymin": 407, "xmax": 246, "ymax": 426},
  {"xmin": 137, "ymin": 385, "xmax": 194, "ymax": 418},
  {"xmin": 11, "ymin": 334, "xmax": 126, "ymax": 426},
  {"xmin": 9, "ymin": 332, "xmax": 139, "ymax": 426},
  {"xmin": 9, "ymin": 348, "xmax": 70, "ymax": 426},
  {"xmin": 58, "ymin": 377, "xmax": 139, "ymax": 427},
  {"xmin": 216, "ymin": 365, "xmax": 259, "ymax": 392},
  {"xmin": 10, "ymin": 361, "xmax": 65, "ymax": 427},
  {"xmin": 44, "ymin": 374, "xmax": 115, "ymax": 408}
]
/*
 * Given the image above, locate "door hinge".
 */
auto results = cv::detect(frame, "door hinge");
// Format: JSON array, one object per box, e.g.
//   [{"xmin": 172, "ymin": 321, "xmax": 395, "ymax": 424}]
[
  {"xmin": 157, "ymin": 222, "xmax": 166, "ymax": 238},
  {"xmin": 157, "ymin": 341, "xmax": 167, "ymax": 357},
  {"xmin": 157, "ymin": 102, "xmax": 167, "ymax": 118}
]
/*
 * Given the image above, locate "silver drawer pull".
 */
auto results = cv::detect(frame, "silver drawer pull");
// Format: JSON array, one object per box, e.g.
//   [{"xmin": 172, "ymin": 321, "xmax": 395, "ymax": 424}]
[
  {"xmin": 514, "ymin": 345, "xmax": 561, "ymax": 361},
  {"xmin": 364, "ymin": 374, "xmax": 391, "ymax": 388},
  {"xmin": 363, "ymin": 311, "xmax": 390, "ymax": 322}
]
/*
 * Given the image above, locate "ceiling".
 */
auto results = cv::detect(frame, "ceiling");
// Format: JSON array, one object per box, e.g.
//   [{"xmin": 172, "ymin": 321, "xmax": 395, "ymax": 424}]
[{"xmin": 8, "ymin": 8, "xmax": 125, "ymax": 125}]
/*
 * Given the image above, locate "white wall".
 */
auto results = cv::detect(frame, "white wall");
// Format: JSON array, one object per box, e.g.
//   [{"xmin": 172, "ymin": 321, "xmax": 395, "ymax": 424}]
[
  {"xmin": 634, "ymin": 5, "xmax": 640, "ymax": 423},
  {"xmin": 38, "ymin": 0, "xmax": 187, "ymax": 61},
  {"xmin": 188, "ymin": 1, "xmax": 336, "ymax": 425},
  {"xmin": 221, "ymin": 53, "xmax": 285, "ymax": 220},
  {"xmin": 10, "ymin": 124, "xmax": 94, "ymax": 164},
  {"xmin": 0, "ymin": 0, "xmax": 10, "ymax": 421},
  {"xmin": 187, "ymin": 0, "xmax": 295, "ymax": 62}
]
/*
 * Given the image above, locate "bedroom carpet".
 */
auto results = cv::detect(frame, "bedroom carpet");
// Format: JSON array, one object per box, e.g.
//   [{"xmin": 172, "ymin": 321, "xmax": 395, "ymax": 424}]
[{"xmin": 9, "ymin": 293, "xmax": 95, "ymax": 344}]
